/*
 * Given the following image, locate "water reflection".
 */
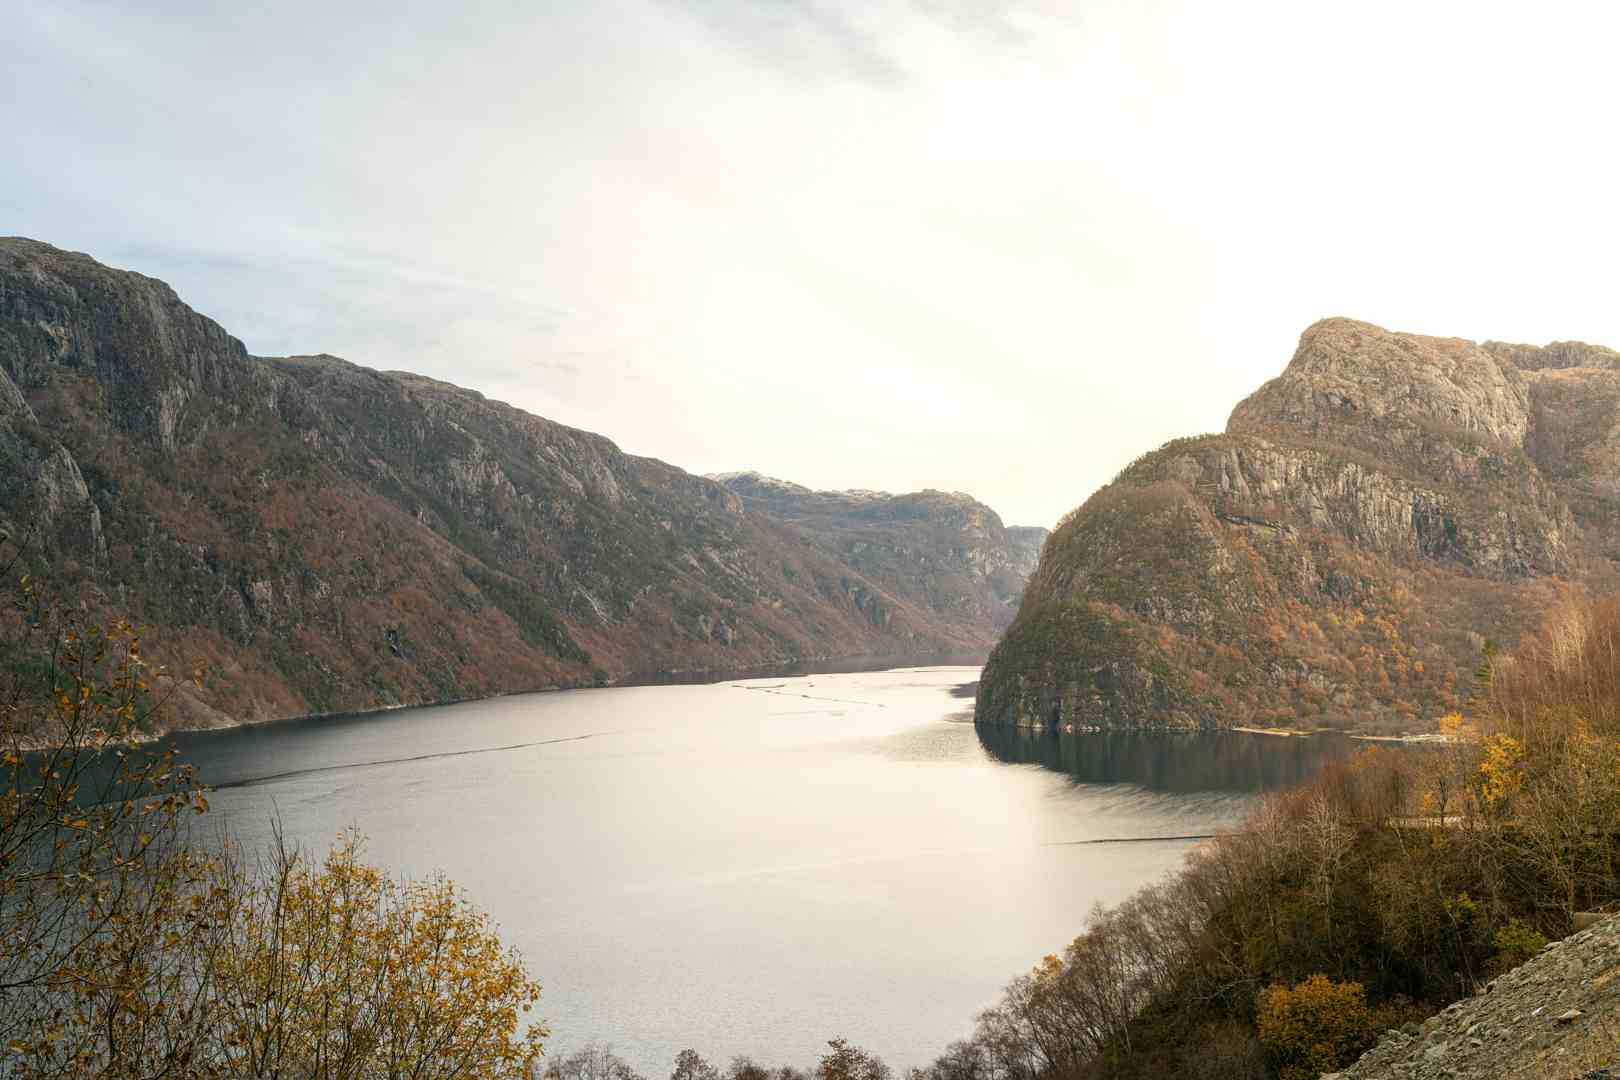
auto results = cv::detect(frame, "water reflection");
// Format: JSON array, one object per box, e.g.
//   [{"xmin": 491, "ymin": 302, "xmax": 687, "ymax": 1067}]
[
  {"xmin": 127, "ymin": 668, "xmax": 1350, "ymax": 1071},
  {"xmin": 975, "ymin": 725, "xmax": 1363, "ymax": 794}
]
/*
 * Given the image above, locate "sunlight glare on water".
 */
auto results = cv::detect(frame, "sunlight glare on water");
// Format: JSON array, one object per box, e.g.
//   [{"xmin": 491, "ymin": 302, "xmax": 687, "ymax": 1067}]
[{"xmin": 170, "ymin": 667, "xmax": 1353, "ymax": 1072}]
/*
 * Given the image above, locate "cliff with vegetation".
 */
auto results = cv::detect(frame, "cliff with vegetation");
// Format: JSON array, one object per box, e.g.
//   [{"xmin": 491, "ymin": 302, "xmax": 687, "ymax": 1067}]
[
  {"xmin": 711, "ymin": 472, "xmax": 1045, "ymax": 633},
  {"xmin": 925, "ymin": 593, "xmax": 1620, "ymax": 1080},
  {"xmin": 978, "ymin": 318, "xmax": 1620, "ymax": 733},
  {"xmin": 0, "ymin": 237, "xmax": 1040, "ymax": 732}
]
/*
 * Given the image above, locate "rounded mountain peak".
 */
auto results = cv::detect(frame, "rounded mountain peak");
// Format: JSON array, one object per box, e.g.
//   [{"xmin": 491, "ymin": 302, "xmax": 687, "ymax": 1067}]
[{"xmin": 1227, "ymin": 317, "xmax": 1529, "ymax": 452}]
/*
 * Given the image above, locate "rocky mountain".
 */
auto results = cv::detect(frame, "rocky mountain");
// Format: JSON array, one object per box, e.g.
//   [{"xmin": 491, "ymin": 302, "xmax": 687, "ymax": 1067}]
[
  {"xmin": 710, "ymin": 472, "xmax": 1046, "ymax": 633},
  {"xmin": 0, "ymin": 238, "xmax": 1039, "ymax": 732},
  {"xmin": 978, "ymin": 317, "xmax": 1620, "ymax": 733},
  {"xmin": 1004, "ymin": 525, "xmax": 1048, "ymax": 576}
]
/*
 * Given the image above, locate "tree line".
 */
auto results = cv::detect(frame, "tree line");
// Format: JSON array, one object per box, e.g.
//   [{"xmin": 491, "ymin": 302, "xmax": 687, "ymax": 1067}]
[
  {"xmin": 1, "ymin": 548, "xmax": 544, "ymax": 1078},
  {"xmin": 12, "ymin": 515, "xmax": 1620, "ymax": 1078},
  {"xmin": 0, "ymin": 542, "xmax": 921, "ymax": 1080},
  {"xmin": 547, "ymin": 589, "xmax": 1620, "ymax": 1079},
  {"xmin": 904, "ymin": 590, "xmax": 1620, "ymax": 1079}
]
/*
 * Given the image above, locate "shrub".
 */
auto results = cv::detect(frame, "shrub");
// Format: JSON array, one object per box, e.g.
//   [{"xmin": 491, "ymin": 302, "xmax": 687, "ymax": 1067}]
[
  {"xmin": 816, "ymin": 1040, "xmax": 890, "ymax": 1080},
  {"xmin": 209, "ymin": 833, "xmax": 546, "ymax": 1078},
  {"xmin": 548, "ymin": 1044, "xmax": 648, "ymax": 1080},
  {"xmin": 1255, "ymin": 975, "xmax": 1381, "ymax": 1080},
  {"xmin": 2, "ymin": 556, "xmax": 546, "ymax": 1077},
  {"xmin": 1490, "ymin": 919, "xmax": 1548, "ymax": 975}
]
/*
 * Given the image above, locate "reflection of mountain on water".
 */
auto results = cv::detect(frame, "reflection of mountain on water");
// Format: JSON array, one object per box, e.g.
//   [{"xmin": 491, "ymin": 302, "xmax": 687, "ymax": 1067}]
[{"xmin": 975, "ymin": 726, "xmax": 1361, "ymax": 794}]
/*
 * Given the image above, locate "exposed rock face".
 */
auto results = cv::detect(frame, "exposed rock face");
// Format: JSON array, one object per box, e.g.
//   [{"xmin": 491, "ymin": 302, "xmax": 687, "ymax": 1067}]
[
  {"xmin": 0, "ymin": 238, "xmax": 1036, "ymax": 731},
  {"xmin": 1230, "ymin": 319, "xmax": 1532, "ymax": 455},
  {"xmin": 979, "ymin": 317, "xmax": 1620, "ymax": 732},
  {"xmin": 0, "ymin": 362, "xmax": 102, "ymax": 559},
  {"xmin": 1334, "ymin": 915, "xmax": 1620, "ymax": 1080},
  {"xmin": 1005, "ymin": 526, "xmax": 1048, "ymax": 575},
  {"xmin": 711, "ymin": 471, "xmax": 1047, "ymax": 632},
  {"xmin": 1484, "ymin": 339, "xmax": 1620, "ymax": 372}
]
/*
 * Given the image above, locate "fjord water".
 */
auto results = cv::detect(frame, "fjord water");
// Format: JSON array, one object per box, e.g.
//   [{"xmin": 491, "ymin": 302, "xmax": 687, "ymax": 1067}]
[{"xmin": 169, "ymin": 667, "xmax": 1355, "ymax": 1072}]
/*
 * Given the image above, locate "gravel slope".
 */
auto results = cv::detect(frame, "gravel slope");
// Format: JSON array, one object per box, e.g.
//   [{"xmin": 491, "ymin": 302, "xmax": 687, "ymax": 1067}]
[{"xmin": 1332, "ymin": 916, "xmax": 1620, "ymax": 1079}]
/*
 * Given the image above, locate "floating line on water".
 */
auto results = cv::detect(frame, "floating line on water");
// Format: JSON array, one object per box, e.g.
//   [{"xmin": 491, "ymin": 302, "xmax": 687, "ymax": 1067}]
[
  {"xmin": 1045, "ymin": 833, "xmax": 1220, "ymax": 846},
  {"xmin": 206, "ymin": 731, "xmax": 614, "ymax": 791},
  {"xmin": 730, "ymin": 684, "xmax": 888, "ymax": 708}
]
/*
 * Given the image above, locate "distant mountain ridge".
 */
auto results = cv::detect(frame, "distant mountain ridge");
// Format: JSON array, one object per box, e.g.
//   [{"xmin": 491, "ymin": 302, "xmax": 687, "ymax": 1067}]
[
  {"xmin": 978, "ymin": 317, "xmax": 1620, "ymax": 734},
  {"xmin": 710, "ymin": 471, "xmax": 1047, "ymax": 633},
  {"xmin": 0, "ymin": 238, "xmax": 1043, "ymax": 732}
]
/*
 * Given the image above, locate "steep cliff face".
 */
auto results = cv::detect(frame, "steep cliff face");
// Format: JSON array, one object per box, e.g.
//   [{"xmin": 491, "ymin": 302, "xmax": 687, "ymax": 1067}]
[
  {"xmin": 979, "ymin": 317, "xmax": 1620, "ymax": 733},
  {"xmin": 0, "ymin": 238, "xmax": 1031, "ymax": 732},
  {"xmin": 1005, "ymin": 526, "xmax": 1048, "ymax": 574},
  {"xmin": 1230, "ymin": 319, "xmax": 1534, "ymax": 458},
  {"xmin": 710, "ymin": 472, "xmax": 1047, "ymax": 633}
]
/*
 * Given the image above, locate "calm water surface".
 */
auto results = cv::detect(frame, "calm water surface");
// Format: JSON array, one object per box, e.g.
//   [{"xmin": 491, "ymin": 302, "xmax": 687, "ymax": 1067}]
[{"xmin": 169, "ymin": 667, "xmax": 1357, "ymax": 1072}]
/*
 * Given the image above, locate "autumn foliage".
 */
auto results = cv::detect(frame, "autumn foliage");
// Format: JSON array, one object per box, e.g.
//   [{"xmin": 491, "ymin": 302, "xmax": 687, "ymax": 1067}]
[
  {"xmin": 205, "ymin": 833, "xmax": 545, "ymax": 1078},
  {"xmin": 1255, "ymin": 976, "xmax": 1380, "ymax": 1080},
  {"xmin": 916, "ymin": 591, "xmax": 1620, "ymax": 1080},
  {"xmin": 1, "ymin": 550, "xmax": 545, "ymax": 1078}
]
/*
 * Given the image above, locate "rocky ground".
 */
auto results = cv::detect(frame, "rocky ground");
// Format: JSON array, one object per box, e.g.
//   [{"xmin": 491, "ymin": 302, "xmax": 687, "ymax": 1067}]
[{"xmin": 1332, "ymin": 916, "xmax": 1620, "ymax": 1080}]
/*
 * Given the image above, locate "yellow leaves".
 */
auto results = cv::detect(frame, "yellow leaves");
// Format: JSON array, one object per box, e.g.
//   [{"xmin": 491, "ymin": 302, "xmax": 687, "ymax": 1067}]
[
  {"xmin": 205, "ymin": 835, "xmax": 546, "ymax": 1077},
  {"xmin": 1479, "ymin": 733, "xmax": 1525, "ymax": 807},
  {"xmin": 1256, "ymin": 974, "xmax": 1380, "ymax": 1080},
  {"xmin": 4, "ymin": 588, "xmax": 538, "ymax": 1077},
  {"xmin": 1438, "ymin": 711, "xmax": 1469, "ymax": 738}
]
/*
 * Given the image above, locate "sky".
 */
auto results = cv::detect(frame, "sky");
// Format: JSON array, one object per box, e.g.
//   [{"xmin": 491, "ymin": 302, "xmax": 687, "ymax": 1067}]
[{"xmin": 6, "ymin": 1, "xmax": 1620, "ymax": 528}]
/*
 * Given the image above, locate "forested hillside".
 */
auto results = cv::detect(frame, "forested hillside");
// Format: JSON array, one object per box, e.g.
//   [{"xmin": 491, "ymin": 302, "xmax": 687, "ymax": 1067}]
[
  {"xmin": 979, "ymin": 318, "xmax": 1620, "ymax": 733},
  {"xmin": 937, "ymin": 593, "xmax": 1620, "ymax": 1079},
  {"xmin": 0, "ymin": 238, "xmax": 1039, "ymax": 732}
]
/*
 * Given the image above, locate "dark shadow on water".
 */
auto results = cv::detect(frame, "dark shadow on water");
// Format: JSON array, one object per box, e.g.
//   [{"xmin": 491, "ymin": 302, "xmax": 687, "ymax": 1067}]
[{"xmin": 975, "ymin": 725, "xmax": 1366, "ymax": 795}]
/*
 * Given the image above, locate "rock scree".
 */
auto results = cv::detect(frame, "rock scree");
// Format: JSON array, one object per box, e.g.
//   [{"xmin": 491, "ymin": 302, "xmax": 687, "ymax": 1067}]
[{"xmin": 1330, "ymin": 914, "xmax": 1620, "ymax": 1080}]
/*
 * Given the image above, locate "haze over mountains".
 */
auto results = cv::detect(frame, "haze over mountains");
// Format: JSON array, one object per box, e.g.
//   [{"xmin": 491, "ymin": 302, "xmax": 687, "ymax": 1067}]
[
  {"xmin": 979, "ymin": 318, "xmax": 1620, "ymax": 734},
  {"xmin": 0, "ymin": 238, "xmax": 1044, "ymax": 731},
  {"xmin": 17, "ymin": 235, "xmax": 1620, "ymax": 742}
]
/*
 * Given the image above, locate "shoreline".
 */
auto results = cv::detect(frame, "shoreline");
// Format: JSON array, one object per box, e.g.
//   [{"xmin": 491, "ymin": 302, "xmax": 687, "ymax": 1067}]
[
  {"xmin": 1349, "ymin": 732, "xmax": 1453, "ymax": 744},
  {"xmin": 161, "ymin": 650, "xmax": 989, "ymax": 745},
  {"xmin": 980, "ymin": 720, "xmax": 1448, "ymax": 742}
]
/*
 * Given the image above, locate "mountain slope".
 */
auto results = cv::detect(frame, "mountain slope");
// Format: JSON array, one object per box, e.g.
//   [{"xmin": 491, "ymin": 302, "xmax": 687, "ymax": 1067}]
[
  {"xmin": 710, "ymin": 471, "xmax": 1046, "ymax": 634},
  {"xmin": 978, "ymin": 318, "xmax": 1620, "ymax": 733},
  {"xmin": 0, "ymin": 238, "xmax": 1034, "ymax": 731},
  {"xmin": 1338, "ymin": 913, "xmax": 1620, "ymax": 1080}
]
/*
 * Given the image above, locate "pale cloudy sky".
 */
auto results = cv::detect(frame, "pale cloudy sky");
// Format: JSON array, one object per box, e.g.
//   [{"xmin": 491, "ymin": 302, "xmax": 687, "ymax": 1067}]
[{"xmin": 6, "ymin": 1, "xmax": 1619, "ymax": 526}]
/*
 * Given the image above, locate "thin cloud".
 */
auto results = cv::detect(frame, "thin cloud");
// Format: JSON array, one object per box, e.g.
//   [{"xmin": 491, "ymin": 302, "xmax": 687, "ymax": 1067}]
[
  {"xmin": 5, "ymin": 1, "xmax": 1620, "ymax": 528},
  {"xmin": 665, "ymin": 1, "xmax": 910, "ymax": 85}
]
